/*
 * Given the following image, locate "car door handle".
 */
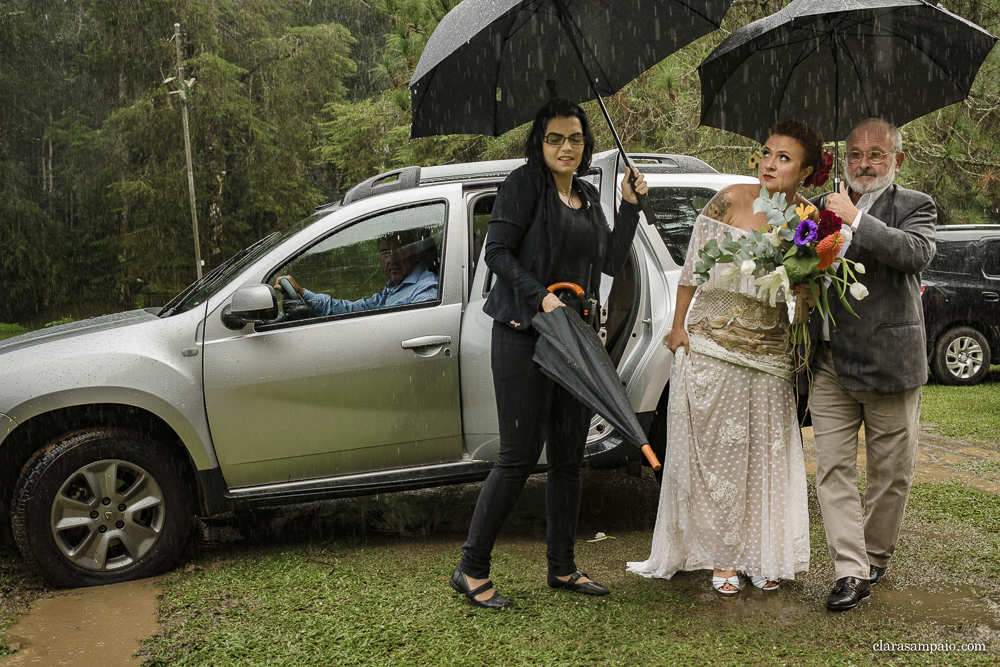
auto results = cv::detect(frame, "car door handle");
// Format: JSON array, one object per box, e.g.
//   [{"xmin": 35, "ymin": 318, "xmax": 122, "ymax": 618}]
[
  {"xmin": 984, "ymin": 292, "xmax": 999, "ymax": 302},
  {"xmin": 401, "ymin": 335, "xmax": 452, "ymax": 349}
]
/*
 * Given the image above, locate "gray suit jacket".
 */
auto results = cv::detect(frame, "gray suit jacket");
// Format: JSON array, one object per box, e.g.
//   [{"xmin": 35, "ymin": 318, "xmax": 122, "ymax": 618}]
[{"xmin": 806, "ymin": 184, "xmax": 937, "ymax": 394}]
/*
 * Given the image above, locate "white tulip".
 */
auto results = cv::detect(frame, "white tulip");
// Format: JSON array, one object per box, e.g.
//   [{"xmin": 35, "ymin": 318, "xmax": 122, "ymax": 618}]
[
  {"xmin": 754, "ymin": 266, "xmax": 791, "ymax": 307},
  {"xmin": 840, "ymin": 226, "xmax": 853, "ymax": 243},
  {"xmin": 764, "ymin": 231, "xmax": 782, "ymax": 247},
  {"xmin": 717, "ymin": 264, "xmax": 738, "ymax": 280},
  {"xmin": 854, "ymin": 262, "xmax": 866, "ymax": 274},
  {"xmin": 740, "ymin": 259, "xmax": 757, "ymax": 276},
  {"xmin": 849, "ymin": 281, "xmax": 869, "ymax": 300}
]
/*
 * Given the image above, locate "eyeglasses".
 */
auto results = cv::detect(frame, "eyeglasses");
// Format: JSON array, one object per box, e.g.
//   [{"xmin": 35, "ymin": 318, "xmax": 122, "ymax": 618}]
[
  {"xmin": 543, "ymin": 132, "xmax": 585, "ymax": 146},
  {"xmin": 845, "ymin": 150, "xmax": 896, "ymax": 164}
]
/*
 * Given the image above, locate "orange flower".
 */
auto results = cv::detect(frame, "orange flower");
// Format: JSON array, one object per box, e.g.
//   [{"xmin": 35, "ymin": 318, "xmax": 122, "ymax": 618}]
[{"xmin": 816, "ymin": 231, "xmax": 843, "ymax": 271}]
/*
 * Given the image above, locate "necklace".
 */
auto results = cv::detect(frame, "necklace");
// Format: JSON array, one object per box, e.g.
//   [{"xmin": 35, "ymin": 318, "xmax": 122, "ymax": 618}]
[{"xmin": 558, "ymin": 186, "xmax": 578, "ymax": 209}]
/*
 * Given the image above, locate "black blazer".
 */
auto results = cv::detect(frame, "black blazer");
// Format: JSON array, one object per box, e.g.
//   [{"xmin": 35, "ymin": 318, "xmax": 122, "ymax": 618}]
[{"xmin": 483, "ymin": 162, "xmax": 642, "ymax": 331}]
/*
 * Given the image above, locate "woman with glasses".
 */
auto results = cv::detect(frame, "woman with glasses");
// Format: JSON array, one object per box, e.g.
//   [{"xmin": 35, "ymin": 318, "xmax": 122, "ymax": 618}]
[{"xmin": 449, "ymin": 98, "xmax": 647, "ymax": 609}]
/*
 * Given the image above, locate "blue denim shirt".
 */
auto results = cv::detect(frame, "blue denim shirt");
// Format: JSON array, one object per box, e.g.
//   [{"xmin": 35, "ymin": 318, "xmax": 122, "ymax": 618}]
[{"xmin": 301, "ymin": 263, "xmax": 439, "ymax": 317}]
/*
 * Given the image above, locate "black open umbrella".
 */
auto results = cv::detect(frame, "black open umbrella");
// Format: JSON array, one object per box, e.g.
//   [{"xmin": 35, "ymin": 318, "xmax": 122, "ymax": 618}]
[
  {"xmin": 532, "ymin": 298, "xmax": 662, "ymax": 471},
  {"xmin": 698, "ymin": 0, "xmax": 997, "ymax": 187},
  {"xmin": 410, "ymin": 0, "xmax": 735, "ymax": 223}
]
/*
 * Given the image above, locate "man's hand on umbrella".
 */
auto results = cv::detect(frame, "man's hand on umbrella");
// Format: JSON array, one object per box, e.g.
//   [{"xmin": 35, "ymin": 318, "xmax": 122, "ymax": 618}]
[
  {"xmin": 621, "ymin": 168, "xmax": 648, "ymax": 205},
  {"xmin": 824, "ymin": 182, "xmax": 860, "ymax": 226}
]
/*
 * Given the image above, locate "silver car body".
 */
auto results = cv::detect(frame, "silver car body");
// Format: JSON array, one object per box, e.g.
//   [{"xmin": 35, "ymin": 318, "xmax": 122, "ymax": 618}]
[{"xmin": 1, "ymin": 151, "xmax": 754, "ymax": 514}]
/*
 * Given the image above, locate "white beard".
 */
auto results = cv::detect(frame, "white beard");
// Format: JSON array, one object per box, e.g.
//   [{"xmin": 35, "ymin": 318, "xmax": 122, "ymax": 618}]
[{"xmin": 845, "ymin": 166, "xmax": 895, "ymax": 195}]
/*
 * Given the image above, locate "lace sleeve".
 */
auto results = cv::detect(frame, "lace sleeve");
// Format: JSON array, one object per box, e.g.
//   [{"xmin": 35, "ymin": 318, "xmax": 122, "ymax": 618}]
[{"xmin": 678, "ymin": 215, "xmax": 715, "ymax": 287}]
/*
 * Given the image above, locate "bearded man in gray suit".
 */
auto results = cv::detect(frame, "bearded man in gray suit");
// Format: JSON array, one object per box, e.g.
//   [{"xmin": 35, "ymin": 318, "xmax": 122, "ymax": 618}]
[{"xmin": 808, "ymin": 118, "xmax": 937, "ymax": 612}]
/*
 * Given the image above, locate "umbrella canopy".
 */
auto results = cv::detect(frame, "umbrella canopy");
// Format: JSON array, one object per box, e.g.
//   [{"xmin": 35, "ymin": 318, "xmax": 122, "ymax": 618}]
[
  {"xmin": 410, "ymin": 0, "xmax": 734, "ymax": 138},
  {"xmin": 532, "ymin": 305, "xmax": 662, "ymax": 470},
  {"xmin": 698, "ymin": 0, "xmax": 997, "ymax": 144}
]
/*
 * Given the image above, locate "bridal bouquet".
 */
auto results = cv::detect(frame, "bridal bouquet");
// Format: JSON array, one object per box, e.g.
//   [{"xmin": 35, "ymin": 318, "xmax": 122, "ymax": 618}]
[{"xmin": 693, "ymin": 186, "xmax": 867, "ymax": 342}]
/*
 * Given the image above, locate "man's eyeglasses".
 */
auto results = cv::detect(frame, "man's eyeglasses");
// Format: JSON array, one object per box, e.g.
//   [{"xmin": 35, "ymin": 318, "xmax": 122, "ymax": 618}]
[
  {"xmin": 845, "ymin": 150, "xmax": 896, "ymax": 164},
  {"xmin": 378, "ymin": 248, "xmax": 399, "ymax": 259},
  {"xmin": 543, "ymin": 132, "xmax": 586, "ymax": 146}
]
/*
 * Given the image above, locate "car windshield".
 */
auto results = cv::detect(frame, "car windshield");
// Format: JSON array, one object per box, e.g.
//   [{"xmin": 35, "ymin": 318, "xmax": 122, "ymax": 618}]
[{"xmin": 158, "ymin": 208, "xmax": 335, "ymax": 316}]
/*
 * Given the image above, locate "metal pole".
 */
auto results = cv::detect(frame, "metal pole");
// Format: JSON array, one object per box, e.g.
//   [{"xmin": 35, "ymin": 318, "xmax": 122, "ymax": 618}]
[
  {"xmin": 832, "ymin": 26, "xmax": 841, "ymax": 193},
  {"xmin": 174, "ymin": 23, "xmax": 203, "ymax": 279},
  {"xmin": 554, "ymin": 0, "xmax": 658, "ymax": 226}
]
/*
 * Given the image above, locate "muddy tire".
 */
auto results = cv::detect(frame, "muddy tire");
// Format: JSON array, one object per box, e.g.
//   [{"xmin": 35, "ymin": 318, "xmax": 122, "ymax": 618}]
[
  {"xmin": 931, "ymin": 326, "xmax": 991, "ymax": 386},
  {"xmin": 11, "ymin": 428, "xmax": 191, "ymax": 588}
]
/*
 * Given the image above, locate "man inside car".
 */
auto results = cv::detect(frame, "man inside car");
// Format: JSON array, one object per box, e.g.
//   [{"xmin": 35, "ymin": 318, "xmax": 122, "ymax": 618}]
[{"xmin": 274, "ymin": 228, "xmax": 439, "ymax": 317}]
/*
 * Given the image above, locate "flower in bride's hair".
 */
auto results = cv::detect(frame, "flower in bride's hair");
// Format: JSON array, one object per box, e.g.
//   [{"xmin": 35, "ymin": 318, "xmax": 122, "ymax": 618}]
[
  {"xmin": 755, "ymin": 266, "xmax": 791, "ymax": 307},
  {"xmin": 815, "ymin": 231, "xmax": 844, "ymax": 271},
  {"xmin": 740, "ymin": 259, "xmax": 757, "ymax": 276},
  {"xmin": 793, "ymin": 219, "xmax": 819, "ymax": 247},
  {"xmin": 850, "ymin": 281, "xmax": 869, "ymax": 300}
]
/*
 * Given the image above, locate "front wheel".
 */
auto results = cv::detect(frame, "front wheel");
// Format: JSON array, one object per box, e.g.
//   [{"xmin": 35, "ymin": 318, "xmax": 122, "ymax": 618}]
[
  {"xmin": 11, "ymin": 428, "xmax": 191, "ymax": 588},
  {"xmin": 931, "ymin": 326, "xmax": 991, "ymax": 386}
]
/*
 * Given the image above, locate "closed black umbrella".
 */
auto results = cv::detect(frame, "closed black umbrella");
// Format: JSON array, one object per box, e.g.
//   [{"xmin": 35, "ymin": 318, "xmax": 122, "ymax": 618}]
[
  {"xmin": 532, "ymin": 300, "xmax": 662, "ymax": 471},
  {"xmin": 410, "ymin": 0, "xmax": 735, "ymax": 223},
  {"xmin": 698, "ymin": 0, "xmax": 997, "ymax": 186}
]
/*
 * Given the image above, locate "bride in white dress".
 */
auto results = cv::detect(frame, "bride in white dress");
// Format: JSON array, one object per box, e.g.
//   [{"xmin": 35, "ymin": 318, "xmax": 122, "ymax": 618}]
[{"xmin": 628, "ymin": 121, "xmax": 827, "ymax": 593}]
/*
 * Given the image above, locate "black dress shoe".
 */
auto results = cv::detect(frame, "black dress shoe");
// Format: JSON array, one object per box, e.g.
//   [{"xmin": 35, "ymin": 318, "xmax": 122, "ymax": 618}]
[
  {"xmin": 869, "ymin": 565, "xmax": 887, "ymax": 585},
  {"xmin": 450, "ymin": 568, "xmax": 512, "ymax": 609},
  {"xmin": 826, "ymin": 576, "xmax": 871, "ymax": 611},
  {"xmin": 548, "ymin": 571, "xmax": 610, "ymax": 596}
]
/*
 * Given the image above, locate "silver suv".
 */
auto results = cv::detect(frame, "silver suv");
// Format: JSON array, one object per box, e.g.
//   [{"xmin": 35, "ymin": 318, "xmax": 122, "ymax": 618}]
[{"xmin": 0, "ymin": 150, "xmax": 753, "ymax": 587}]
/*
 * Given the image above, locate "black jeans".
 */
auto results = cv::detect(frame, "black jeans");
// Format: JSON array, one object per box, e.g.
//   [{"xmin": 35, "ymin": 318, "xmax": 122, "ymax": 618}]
[{"xmin": 459, "ymin": 320, "xmax": 592, "ymax": 579}]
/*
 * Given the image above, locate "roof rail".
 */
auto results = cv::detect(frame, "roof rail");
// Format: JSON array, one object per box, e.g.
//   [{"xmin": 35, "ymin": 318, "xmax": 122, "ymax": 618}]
[
  {"xmin": 342, "ymin": 166, "xmax": 422, "ymax": 205},
  {"xmin": 626, "ymin": 153, "xmax": 718, "ymax": 174}
]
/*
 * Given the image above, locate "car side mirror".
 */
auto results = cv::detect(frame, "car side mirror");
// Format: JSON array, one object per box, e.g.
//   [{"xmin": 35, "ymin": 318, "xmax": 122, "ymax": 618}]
[{"xmin": 222, "ymin": 284, "xmax": 279, "ymax": 329}]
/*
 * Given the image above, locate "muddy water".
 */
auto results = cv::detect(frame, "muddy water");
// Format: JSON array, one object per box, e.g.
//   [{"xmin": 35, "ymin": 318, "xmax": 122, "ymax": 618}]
[{"xmin": 1, "ymin": 577, "xmax": 160, "ymax": 666}]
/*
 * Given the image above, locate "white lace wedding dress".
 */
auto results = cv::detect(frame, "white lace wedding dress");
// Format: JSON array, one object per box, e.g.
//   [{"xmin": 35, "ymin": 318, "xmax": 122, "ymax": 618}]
[{"xmin": 627, "ymin": 215, "xmax": 810, "ymax": 582}]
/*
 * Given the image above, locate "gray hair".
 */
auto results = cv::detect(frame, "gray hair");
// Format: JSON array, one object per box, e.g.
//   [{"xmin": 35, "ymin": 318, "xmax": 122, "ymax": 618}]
[{"xmin": 849, "ymin": 118, "xmax": 903, "ymax": 153}]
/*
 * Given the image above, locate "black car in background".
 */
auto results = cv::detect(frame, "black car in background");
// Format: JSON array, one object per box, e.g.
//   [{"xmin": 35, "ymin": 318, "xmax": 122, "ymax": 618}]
[{"xmin": 921, "ymin": 225, "xmax": 1000, "ymax": 385}]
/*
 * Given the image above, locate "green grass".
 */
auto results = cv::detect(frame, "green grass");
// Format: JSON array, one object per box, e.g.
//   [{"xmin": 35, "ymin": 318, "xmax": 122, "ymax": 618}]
[
  {"xmin": 140, "ymin": 474, "xmax": 999, "ymax": 667},
  {"xmin": 0, "ymin": 323, "xmax": 28, "ymax": 342},
  {"xmin": 921, "ymin": 368, "xmax": 1000, "ymax": 448}
]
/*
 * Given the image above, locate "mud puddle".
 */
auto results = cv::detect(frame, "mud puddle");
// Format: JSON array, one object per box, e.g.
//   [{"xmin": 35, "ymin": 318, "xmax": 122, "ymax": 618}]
[
  {"xmin": 870, "ymin": 585, "xmax": 1000, "ymax": 631},
  {"xmin": 1, "ymin": 577, "xmax": 160, "ymax": 666}
]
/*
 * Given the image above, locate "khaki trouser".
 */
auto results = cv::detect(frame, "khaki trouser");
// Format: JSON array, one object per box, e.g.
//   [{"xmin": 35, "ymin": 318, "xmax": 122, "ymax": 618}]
[{"xmin": 811, "ymin": 345, "xmax": 921, "ymax": 580}]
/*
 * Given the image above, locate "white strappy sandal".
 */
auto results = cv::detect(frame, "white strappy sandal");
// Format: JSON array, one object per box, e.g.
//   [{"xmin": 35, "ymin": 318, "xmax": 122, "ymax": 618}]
[
  {"xmin": 712, "ymin": 574, "xmax": 741, "ymax": 594},
  {"xmin": 750, "ymin": 575, "xmax": 779, "ymax": 590}
]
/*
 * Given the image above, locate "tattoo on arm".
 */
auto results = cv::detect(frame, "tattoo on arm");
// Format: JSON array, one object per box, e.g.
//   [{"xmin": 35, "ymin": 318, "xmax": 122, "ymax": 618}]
[{"xmin": 703, "ymin": 188, "xmax": 733, "ymax": 222}]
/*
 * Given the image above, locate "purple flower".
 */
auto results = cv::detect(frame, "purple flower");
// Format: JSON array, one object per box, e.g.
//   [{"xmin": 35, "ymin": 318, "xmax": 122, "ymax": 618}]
[{"xmin": 793, "ymin": 219, "xmax": 819, "ymax": 247}]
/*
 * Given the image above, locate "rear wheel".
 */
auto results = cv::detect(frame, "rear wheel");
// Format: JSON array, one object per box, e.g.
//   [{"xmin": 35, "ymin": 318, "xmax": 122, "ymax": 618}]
[
  {"xmin": 931, "ymin": 326, "xmax": 991, "ymax": 386},
  {"xmin": 11, "ymin": 428, "xmax": 191, "ymax": 588}
]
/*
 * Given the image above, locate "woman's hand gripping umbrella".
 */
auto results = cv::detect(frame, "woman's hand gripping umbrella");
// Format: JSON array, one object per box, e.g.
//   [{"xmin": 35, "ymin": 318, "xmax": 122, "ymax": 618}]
[{"xmin": 532, "ymin": 283, "xmax": 662, "ymax": 471}]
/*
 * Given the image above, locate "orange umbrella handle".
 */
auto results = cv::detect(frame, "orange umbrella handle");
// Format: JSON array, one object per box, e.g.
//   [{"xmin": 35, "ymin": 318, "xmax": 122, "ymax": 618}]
[
  {"xmin": 547, "ymin": 282, "xmax": 585, "ymax": 298},
  {"xmin": 641, "ymin": 444, "xmax": 662, "ymax": 471}
]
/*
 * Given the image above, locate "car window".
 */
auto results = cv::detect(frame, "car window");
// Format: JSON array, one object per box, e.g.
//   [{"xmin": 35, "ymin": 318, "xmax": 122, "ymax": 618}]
[
  {"xmin": 470, "ymin": 194, "xmax": 495, "ymax": 295},
  {"xmin": 266, "ymin": 202, "xmax": 446, "ymax": 324},
  {"xmin": 983, "ymin": 240, "xmax": 1000, "ymax": 278},
  {"xmin": 929, "ymin": 240, "xmax": 970, "ymax": 275},
  {"xmin": 647, "ymin": 187, "xmax": 717, "ymax": 266}
]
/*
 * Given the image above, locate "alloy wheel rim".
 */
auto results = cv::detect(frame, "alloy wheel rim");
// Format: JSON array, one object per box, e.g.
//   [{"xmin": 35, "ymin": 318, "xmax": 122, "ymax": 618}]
[
  {"xmin": 945, "ymin": 336, "xmax": 984, "ymax": 379},
  {"xmin": 50, "ymin": 459, "xmax": 165, "ymax": 571}
]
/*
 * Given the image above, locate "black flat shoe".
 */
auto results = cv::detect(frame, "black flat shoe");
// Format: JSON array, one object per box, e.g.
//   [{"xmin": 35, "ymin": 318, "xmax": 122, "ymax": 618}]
[
  {"xmin": 869, "ymin": 565, "xmax": 888, "ymax": 586},
  {"xmin": 548, "ymin": 571, "xmax": 610, "ymax": 596},
  {"xmin": 450, "ymin": 568, "xmax": 512, "ymax": 609},
  {"xmin": 826, "ymin": 576, "xmax": 871, "ymax": 611}
]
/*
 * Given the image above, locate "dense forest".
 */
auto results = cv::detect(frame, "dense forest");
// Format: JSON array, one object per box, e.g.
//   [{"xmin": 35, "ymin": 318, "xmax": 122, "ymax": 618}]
[{"xmin": 1, "ymin": 0, "xmax": 998, "ymax": 325}]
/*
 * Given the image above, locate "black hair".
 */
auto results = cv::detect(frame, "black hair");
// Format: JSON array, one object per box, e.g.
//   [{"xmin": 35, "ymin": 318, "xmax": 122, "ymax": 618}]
[{"xmin": 524, "ymin": 98, "xmax": 595, "ymax": 175}]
